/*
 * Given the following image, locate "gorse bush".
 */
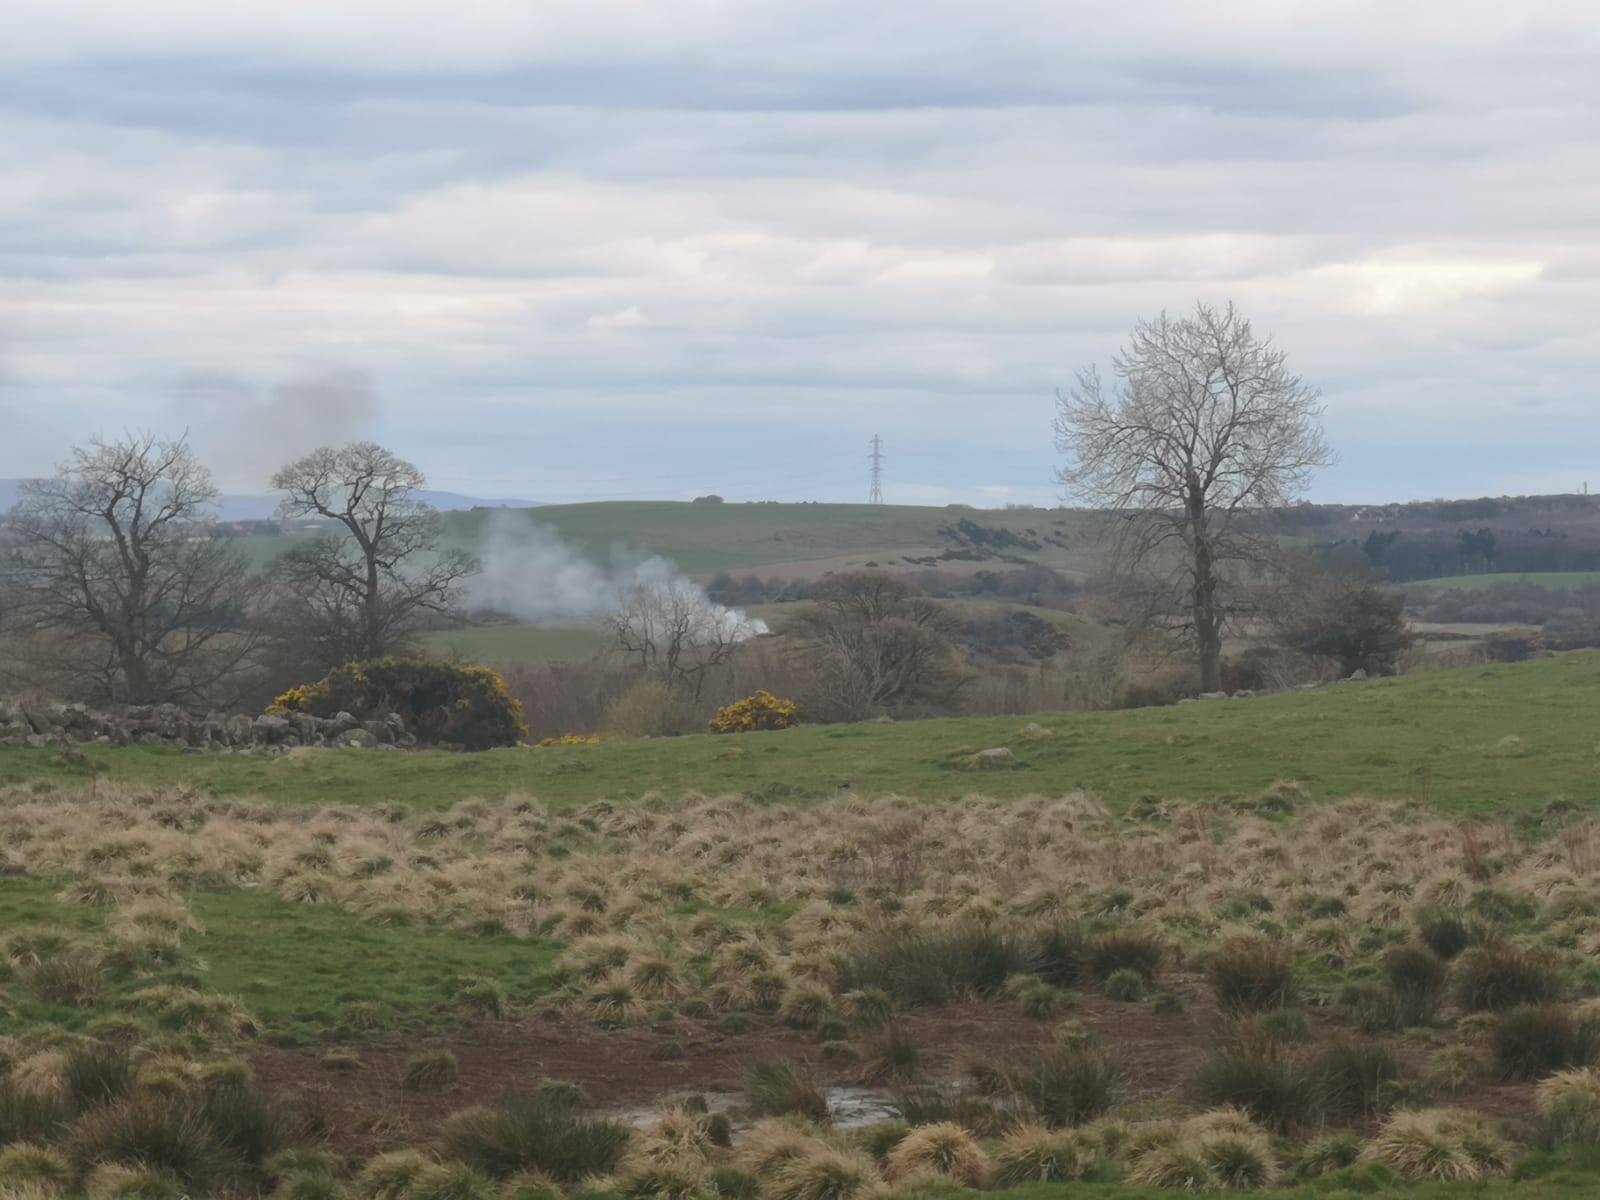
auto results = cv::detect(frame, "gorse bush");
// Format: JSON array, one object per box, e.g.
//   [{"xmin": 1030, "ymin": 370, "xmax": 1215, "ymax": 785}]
[
  {"xmin": 1206, "ymin": 936, "xmax": 1297, "ymax": 1013},
  {"xmin": 709, "ymin": 692, "xmax": 799, "ymax": 734},
  {"xmin": 271, "ymin": 658, "xmax": 525, "ymax": 749}
]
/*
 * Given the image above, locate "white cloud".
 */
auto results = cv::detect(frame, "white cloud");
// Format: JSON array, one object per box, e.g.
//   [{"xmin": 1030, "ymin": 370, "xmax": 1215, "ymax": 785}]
[{"xmin": 0, "ymin": 1, "xmax": 1597, "ymax": 502}]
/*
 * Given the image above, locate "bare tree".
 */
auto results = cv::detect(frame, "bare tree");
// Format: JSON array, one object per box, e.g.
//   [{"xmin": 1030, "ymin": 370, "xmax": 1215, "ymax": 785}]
[
  {"xmin": 789, "ymin": 571, "xmax": 965, "ymax": 720},
  {"xmin": 605, "ymin": 575, "xmax": 751, "ymax": 698},
  {"xmin": 1055, "ymin": 302, "xmax": 1331, "ymax": 693},
  {"xmin": 268, "ymin": 442, "xmax": 478, "ymax": 670},
  {"xmin": 0, "ymin": 433, "xmax": 258, "ymax": 705}
]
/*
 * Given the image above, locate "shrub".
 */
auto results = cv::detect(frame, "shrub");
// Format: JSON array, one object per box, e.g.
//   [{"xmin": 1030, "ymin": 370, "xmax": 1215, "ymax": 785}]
[
  {"xmin": 1085, "ymin": 928, "xmax": 1163, "ymax": 982},
  {"xmin": 404, "ymin": 1050, "xmax": 459, "ymax": 1092},
  {"xmin": 992, "ymin": 1123, "xmax": 1092, "ymax": 1185},
  {"xmin": 1207, "ymin": 936, "xmax": 1297, "ymax": 1014},
  {"xmin": 1455, "ymin": 941, "xmax": 1564, "ymax": 1011},
  {"xmin": 883, "ymin": 1123, "xmax": 988, "ymax": 1187},
  {"xmin": 1364, "ymin": 1108, "xmax": 1511, "ymax": 1181},
  {"xmin": 1535, "ymin": 1068, "xmax": 1600, "ymax": 1146},
  {"xmin": 602, "ymin": 680, "xmax": 693, "ymax": 740},
  {"xmin": 709, "ymin": 692, "xmax": 799, "ymax": 734},
  {"xmin": 745, "ymin": 1061, "xmax": 829, "ymax": 1125},
  {"xmin": 1103, "ymin": 969, "xmax": 1146, "ymax": 1002},
  {"xmin": 271, "ymin": 659, "xmax": 525, "ymax": 749},
  {"xmin": 438, "ymin": 1093, "xmax": 629, "ymax": 1181},
  {"xmin": 1490, "ymin": 1005, "xmax": 1600, "ymax": 1079},
  {"xmin": 66, "ymin": 1093, "xmax": 231, "ymax": 1191},
  {"xmin": 1382, "ymin": 942, "xmax": 1448, "ymax": 1026}
]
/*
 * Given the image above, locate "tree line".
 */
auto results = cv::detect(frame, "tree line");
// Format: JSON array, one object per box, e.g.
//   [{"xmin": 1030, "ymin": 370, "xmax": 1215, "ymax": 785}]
[{"xmin": 0, "ymin": 437, "xmax": 475, "ymax": 707}]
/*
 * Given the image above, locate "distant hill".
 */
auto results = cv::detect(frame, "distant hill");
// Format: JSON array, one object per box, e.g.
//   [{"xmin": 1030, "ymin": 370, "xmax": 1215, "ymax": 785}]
[{"xmin": 0, "ymin": 481, "xmax": 542, "ymax": 519}]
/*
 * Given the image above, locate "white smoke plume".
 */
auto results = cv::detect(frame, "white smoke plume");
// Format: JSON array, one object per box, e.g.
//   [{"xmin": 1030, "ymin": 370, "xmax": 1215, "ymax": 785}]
[{"xmin": 468, "ymin": 510, "xmax": 769, "ymax": 637}]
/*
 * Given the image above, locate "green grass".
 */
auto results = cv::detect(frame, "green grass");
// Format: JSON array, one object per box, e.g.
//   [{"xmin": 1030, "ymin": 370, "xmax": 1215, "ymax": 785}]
[
  {"xmin": 1414, "ymin": 571, "xmax": 1600, "ymax": 591},
  {"xmin": 419, "ymin": 622, "xmax": 608, "ymax": 664},
  {"xmin": 235, "ymin": 501, "xmax": 1108, "ymax": 578},
  {"xmin": 4, "ymin": 653, "xmax": 1599, "ymax": 818},
  {"xmin": 0, "ymin": 878, "xmax": 560, "ymax": 1042}
]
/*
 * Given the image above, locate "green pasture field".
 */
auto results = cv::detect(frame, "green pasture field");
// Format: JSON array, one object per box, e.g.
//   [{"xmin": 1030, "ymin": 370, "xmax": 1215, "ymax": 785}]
[{"xmin": 3, "ymin": 652, "xmax": 1596, "ymax": 819}]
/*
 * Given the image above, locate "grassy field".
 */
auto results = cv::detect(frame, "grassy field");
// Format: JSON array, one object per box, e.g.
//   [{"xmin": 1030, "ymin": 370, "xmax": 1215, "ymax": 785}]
[
  {"xmin": 8, "ymin": 655, "xmax": 1600, "ymax": 1196},
  {"xmin": 4, "ymin": 652, "xmax": 1596, "ymax": 817},
  {"xmin": 418, "ymin": 622, "xmax": 609, "ymax": 663},
  {"xmin": 234, "ymin": 500, "xmax": 1111, "ymax": 579},
  {"xmin": 1414, "ymin": 571, "xmax": 1600, "ymax": 591}
]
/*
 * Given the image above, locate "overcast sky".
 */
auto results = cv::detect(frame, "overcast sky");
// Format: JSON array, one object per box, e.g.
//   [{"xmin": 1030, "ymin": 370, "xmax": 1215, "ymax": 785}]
[{"xmin": 1, "ymin": 1, "xmax": 1597, "ymax": 505}]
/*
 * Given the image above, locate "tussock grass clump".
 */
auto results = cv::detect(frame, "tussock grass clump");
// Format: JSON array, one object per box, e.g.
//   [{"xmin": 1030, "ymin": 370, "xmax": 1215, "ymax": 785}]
[
  {"xmin": 1382, "ymin": 941, "xmax": 1449, "ymax": 1027},
  {"xmin": 1535, "ymin": 1067, "xmax": 1600, "ymax": 1146},
  {"xmin": 1454, "ymin": 941, "xmax": 1564, "ymax": 1011},
  {"xmin": 403, "ymin": 1050, "xmax": 459, "ymax": 1092},
  {"xmin": 1192, "ymin": 1025, "xmax": 1317, "ymax": 1134},
  {"xmin": 766, "ymin": 1145, "xmax": 880, "ymax": 1200},
  {"xmin": 883, "ymin": 1122, "xmax": 988, "ymax": 1188},
  {"xmin": 63, "ymin": 1042, "xmax": 133, "ymax": 1112},
  {"xmin": 1291, "ymin": 1131, "xmax": 1362, "ymax": 1179},
  {"xmin": 439, "ymin": 1092, "xmax": 629, "ymax": 1181},
  {"xmin": 1490, "ymin": 1005, "xmax": 1600, "ymax": 1079},
  {"xmin": 83, "ymin": 1164, "xmax": 185, "ymax": 1200},
  {"xmin": 0, "ymin": 1142, "xmax": 71, "ymax": 1190},
  {"xmin": 1415, "ymin": 908, "xmax": 1475, "ymax": 961},
  {"xmin": 1363, "ymin": 1108, "xmax": 1511, "ymax": 1181},
  {"xmin": 352, "ymin": 1150, "xmax": 434, "ymax": 1200},
  {"xmin": 1206, "ymin": 936, "xmax": 1297, "ymax": 1014},
  {"xmin": 66, "ymin": 1093, "xmax": 231, "ymax": 1192},
  {"xmin": 840, "ymin": 925, "xmax": 1035, "ymax": 1006},
  {"xmin": 409, "ymin": 1162, "xmax": 497, "ymax": 1200},
  {"xmin": 0, "ymin": 1084, "xmax": 69, "ymax": 1146},
  {"xmin": 858, "ymin": 1029, "xmax": 920, "ymax": 1086},
  {"xmin": 966, "ymin": 1045, "xmax": 1116, "ymax": 1127},
  {"xmin": 25, "ymin": 949, "xmax": 104, "ymax": 1008},
  {"xmin": 1085, "ymin": 928, "xmax": 1163, "ymax": 983},
  {"xmin": 745, "ymin": 1061, "xmax": 829, "ymax": 1125},
  {"xmin": 992, "ymin": 1123, "xmax": 1094, "ymax": 1185},
  {"xmin": 1304, "ymin": 1038, "xmax": 1407, "ymax": 1122}
]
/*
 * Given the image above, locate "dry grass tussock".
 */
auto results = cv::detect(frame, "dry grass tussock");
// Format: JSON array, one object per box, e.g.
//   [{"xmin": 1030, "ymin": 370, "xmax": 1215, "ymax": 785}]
[{"xmin": 3, "ymin": 782, "xmax": 1600, "ymax": 1030}]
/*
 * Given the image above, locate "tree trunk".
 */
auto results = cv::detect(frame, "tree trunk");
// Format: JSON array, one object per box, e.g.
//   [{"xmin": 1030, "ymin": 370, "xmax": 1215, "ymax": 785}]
[{"xmin": 1188, "ymin": 487, "xmax": 1223, "ymax": 693}]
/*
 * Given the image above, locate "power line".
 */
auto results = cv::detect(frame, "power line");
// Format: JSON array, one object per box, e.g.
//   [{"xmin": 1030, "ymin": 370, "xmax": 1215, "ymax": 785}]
[{"xmin": 868, "ymin": 435, "xmax": 884, "ymax": 505}]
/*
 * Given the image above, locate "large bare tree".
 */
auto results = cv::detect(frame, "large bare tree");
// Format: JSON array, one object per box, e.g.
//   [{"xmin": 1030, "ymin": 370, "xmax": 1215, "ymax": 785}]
[
  {"xmin": 1055, "ymin": 302, "xmax": 1331, "ymax": 692},
  {"xmin": 268, "ymin": 442, "xmax": 478, "ymax": 671},
  {"xmin": 1, "ymin": 433, "xmax": 258, "ymax": 705}
]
